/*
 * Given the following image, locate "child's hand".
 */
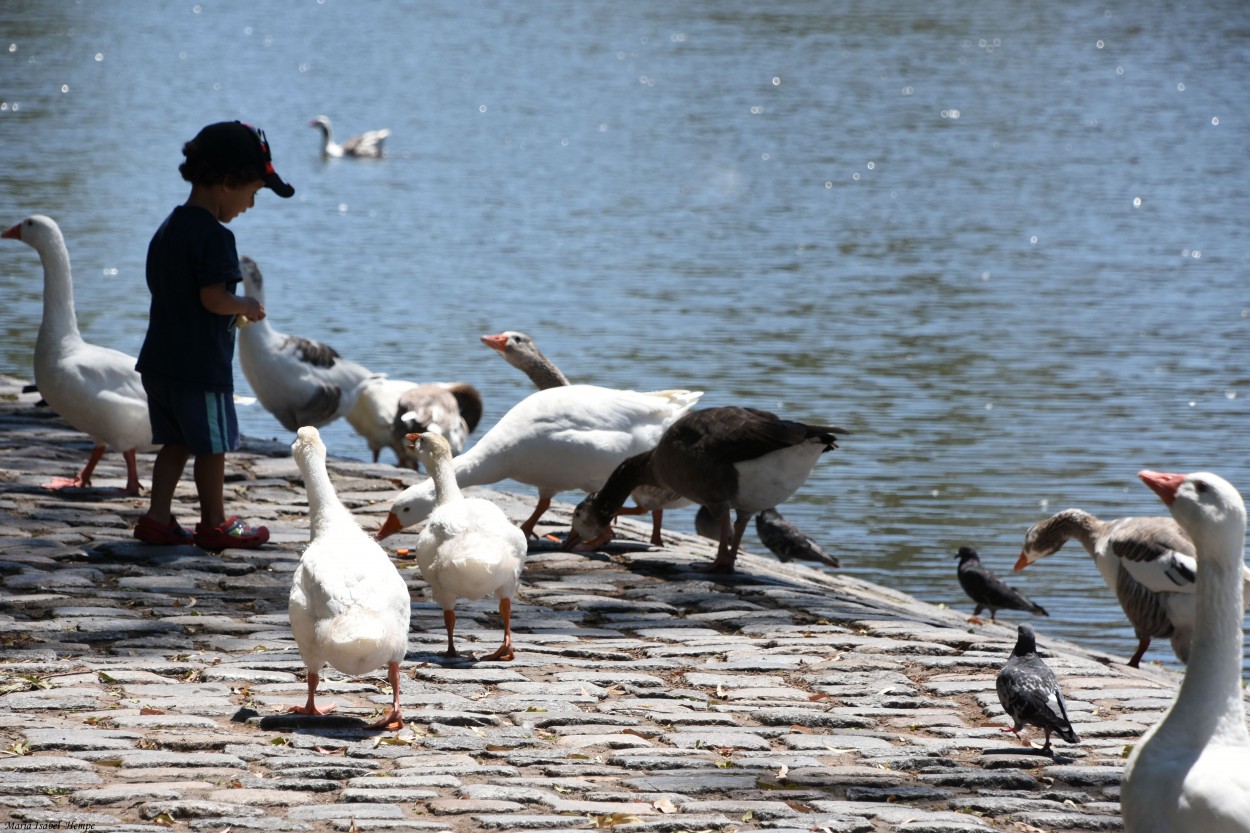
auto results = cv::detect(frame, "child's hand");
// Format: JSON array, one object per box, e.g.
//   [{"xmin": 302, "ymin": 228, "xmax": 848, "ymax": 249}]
[{"xmin": 243, "ymin": 297, "xmax": 266, "ymax": 322}]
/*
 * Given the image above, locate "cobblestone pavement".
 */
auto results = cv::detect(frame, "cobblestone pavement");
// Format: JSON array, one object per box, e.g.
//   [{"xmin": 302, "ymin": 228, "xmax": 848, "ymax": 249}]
[{"xmin": 0, "ymin": 376, "xmax": 1205, "ymax": 832}]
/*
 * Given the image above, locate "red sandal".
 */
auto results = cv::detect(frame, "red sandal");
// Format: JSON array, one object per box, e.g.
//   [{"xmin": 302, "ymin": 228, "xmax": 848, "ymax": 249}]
[
  {"xmin": 133, "ymin": 515, "xmax": 194, "ymax": 546},
  {"xmin": 194, "ymin": 516, "xmax": 269, "ymax": 551}
]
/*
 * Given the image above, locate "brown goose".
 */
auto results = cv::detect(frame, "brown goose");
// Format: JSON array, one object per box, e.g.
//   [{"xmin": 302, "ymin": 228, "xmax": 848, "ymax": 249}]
[
  {"xmin": 1015, "ymin": 508, "xmax": 1250, "ymax": 668},
  {"xmin": 391, "ymin": 382, "xmax": 483, "ymax": 468},
  {"xmin": 567, "ymin": 406, "xmax": 848, "ymax": 572}
]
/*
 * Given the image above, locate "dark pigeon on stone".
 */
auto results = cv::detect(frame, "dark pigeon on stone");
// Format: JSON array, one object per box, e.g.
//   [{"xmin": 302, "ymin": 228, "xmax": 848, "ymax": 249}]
[
  {"xmin": 956, "ymin": 546, "xmax": 1048, "ymax": 623},
  {"xmin": 996, "ymin": 623, "xmax": 1079, "ymax": 751},
  {"xmin": 754, "ymin": 507, "xmax": 840, "ymax": 568}
]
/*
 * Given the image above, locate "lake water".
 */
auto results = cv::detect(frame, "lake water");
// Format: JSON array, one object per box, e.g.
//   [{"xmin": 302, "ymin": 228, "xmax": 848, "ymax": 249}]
[{"xmin": 3, "ymin": 0, "xmax": 1249, "ymax": 673}]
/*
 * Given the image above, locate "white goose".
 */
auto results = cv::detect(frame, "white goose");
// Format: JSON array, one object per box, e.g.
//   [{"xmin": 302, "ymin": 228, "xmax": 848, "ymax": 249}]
[
  {"xmin": 1016, "ymin": 508, "xmax": 1250, "ymax": 668},
  {"xmin": 1122, "ymin": 470, "xmax": 1250, "ymax": 832},
  {"xmin": 3, "ymin": 215, "xmax": 152, "ymax": 494},
  {"xmin": 309, "ymin": 115, "xmax": 390, "ymax": 159},
  {"xmin": 377, "ymin": 385, "xmax": 702, "ymax": 540},
  {"xmin": 409, "ymin": 432, "xmax": 526, "ymax": 660},
  {"xmin": 481, "ymin": 330, "xmax": 690, "ymax": 545},
  {"xmin": 567, "ymin": 406, "xmax": 848, "ymax": 572},
  {"xmin": 238, "ymin": 256, "xmax": 380, "ymax": 432},
  {"xmin": 289, "ymin": 426, "xmax": 411, "ymax": 729}
]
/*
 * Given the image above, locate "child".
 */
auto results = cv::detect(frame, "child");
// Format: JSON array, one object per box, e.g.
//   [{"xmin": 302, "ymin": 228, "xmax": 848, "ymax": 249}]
[{"xmin": 132, "ymin": 121, "xmax": 294, "ymax": 550}]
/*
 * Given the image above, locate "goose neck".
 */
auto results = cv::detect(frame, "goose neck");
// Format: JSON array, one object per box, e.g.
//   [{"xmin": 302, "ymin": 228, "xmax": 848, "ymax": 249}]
[
  {"xmin": 1166, "ymin": 551, "xmax": 1248, "ymax": 742},
  {"xmin": 37, "ymin": 238, "xmax": 80, "ymax": 341}
]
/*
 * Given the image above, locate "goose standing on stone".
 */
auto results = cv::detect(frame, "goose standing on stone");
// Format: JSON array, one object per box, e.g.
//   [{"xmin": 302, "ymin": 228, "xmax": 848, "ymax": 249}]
[
  {"xmin": 346, "ymin": 378, "xmax": 482, "ymax": 469},
  {"xmin": 1121, "ymin": 470, "xmax": 1250, "ymax": 832},
  {"xmin": 956, "ymin": 546, "xmax": 1048, "ymax": 624},
  {"xmin": 996, "ymin": 623, "xmax": 1079, "ymax": 752},
  {"xmin": 1015, "ymin": 508, "xmax": 1250, "ymax": 668},
  {"xmin": 309, "ymin": 115, "xmax": 390, "ymax": 159},
  {"xmin": 289, "ymin": 426, "xmax": 411, "ymax": 729},
  {"xmin": 346, "ymin": 377, "xmax": 422, "ymax": 465},
  {"xmin": 409, "ymin": 432, "xmax": 526, "ymax": 661},
  {"xmin": 392, "ymin": 382, "xmax": 483, "ymax": 467},
  {"xmin": 481, "ymin": 330, "xmax": 689, "ymax": 546},
  {"xmin": 378, "ymin": 385, "xmax": 702, "ymax": 540},
  {"xmin": 3, "ymin": 215, "xmax": 152, "ymax": 494},
  {"xmin": 566, "ymin": 406, "xmax": 848, "ymax": 572},
  {"xmin": 238, "ymin": 256, "xmax": 380, "ymax": 432}
]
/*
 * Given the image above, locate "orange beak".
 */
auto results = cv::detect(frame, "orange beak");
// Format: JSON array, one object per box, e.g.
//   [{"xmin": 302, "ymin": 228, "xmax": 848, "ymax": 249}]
[
  {"xmin": 1013, "ymin": 551, "xmax": 1030, "ymax": 571},
  {"xmin": 1, "ymin": 224, "xmax": 21, "ymax": 240},
  {"xmin": 1139, "ymin": 470, "xmax": 1185, "ymax": 506},
  {"xmin": 480, "ymin": 333, "xmax": 508, "ymax": 353},
  {"xmin": 376, "ymin": 512, "xmax": 404, "ymax": 541}
]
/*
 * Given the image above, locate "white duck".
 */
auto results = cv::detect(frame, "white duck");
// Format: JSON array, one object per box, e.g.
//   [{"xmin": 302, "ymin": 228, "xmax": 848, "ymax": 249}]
[
  {"xmin": 1122, "ymin": 470, "xmax": 1250, "ymax": 832},
  {"xmin": 3, "ymin": 215, "xmax": 152, "ymax": 494},
  {"xmin": 1016, "ymin": 508, "xmax": 1250, "ymax": 668},
  {"xmin": 289, "ymin": 426, "xmax": 411, "ymax": 729},
  {"xmin": 238, "ymin": 256, "xmax": 380, "ymax": 432},
  {"xmin": 409, "ymin": 432, "xmax": 526, "ymax": 660},
  {"xmin": 377, "ymin": 385, "xmax": 703, "ymax": 540},
  {"xmin": 566, "ymin": 406, "xmax": 849, "ymax": 572},
  {"xmin": 481, "ymin": 330, "xmax": 689, "ymax": 545},
  {"xmin": 309, "ymin": 115, "xmax": 391, "ymax": 159}
]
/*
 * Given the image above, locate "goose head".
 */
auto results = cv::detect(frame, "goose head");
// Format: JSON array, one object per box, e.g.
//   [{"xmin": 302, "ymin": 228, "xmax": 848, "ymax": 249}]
[
  {"xmin": 239, "ymin": 255, "xmax": 265, "ymax": 303},
  {"xmin": 1139, "ymin": 470, "xmax": 1247, "ymax": 565},
  {"xmin": 1015, "ymin": 512, "xmax": 1074, "ymax": 569},
  {"xmin": 3, "ymin": 214, "xmax": 64, "ymax": 251},
  {"xmin": 291, "ymin": 425, "xmax": 327, "ymax": 468},
  {"xmin": 480, "ymin": 330, "xmax": 570, "ymax": 389},
  {"xmin": 408, "ymin": 431, "xmax": 452, "ymax": 469},
  {"xmin": 309, "ymin": 115, "xmax": 333, "ymax": 137},
  {"xmin": 564, "ymin": 492, "xmax": 614, "ymax": 551}
]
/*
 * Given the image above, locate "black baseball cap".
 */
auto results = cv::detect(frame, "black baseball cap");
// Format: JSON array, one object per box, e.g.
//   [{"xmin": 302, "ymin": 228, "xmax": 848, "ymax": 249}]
[{"xmin": 191, "ymin": 121, "xmax": 295, "ymax": 198}]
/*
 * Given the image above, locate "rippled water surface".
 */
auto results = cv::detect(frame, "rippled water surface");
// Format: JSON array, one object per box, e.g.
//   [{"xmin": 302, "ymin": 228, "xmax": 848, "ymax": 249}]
[{"xmin": 3, "ymin": 0, "xmax": 1249, "ymax": 671}]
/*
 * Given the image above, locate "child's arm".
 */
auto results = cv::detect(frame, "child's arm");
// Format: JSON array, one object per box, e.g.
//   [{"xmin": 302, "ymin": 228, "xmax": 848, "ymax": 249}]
[{"xmin": 201, "ymin": 282, "xmax": 265, "ymax": 321}]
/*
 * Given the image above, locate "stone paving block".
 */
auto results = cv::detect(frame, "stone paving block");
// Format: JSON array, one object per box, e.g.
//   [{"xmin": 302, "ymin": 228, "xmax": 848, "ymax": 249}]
[
  {"xmin": 284, "ymin": 801, "xmax": 408, "ymax": 820},
  {"xmin": 70, "ymin": 781, "xmax": 216, "ymax": 805}
]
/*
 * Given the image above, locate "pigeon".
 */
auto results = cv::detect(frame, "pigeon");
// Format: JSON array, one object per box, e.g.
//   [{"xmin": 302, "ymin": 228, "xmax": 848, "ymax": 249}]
[
  {"xmin": 996, "ymin": 623, "xmax": 1080, "ymax": 751},
  {"xmin": 956, "ymin": 546, "xmax": 1048, "ymax": 623}
]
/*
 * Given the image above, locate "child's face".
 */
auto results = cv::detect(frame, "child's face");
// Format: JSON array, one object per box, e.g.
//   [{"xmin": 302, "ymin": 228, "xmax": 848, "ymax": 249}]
[{"xmin": 218, "ymin": 180, "xmax": 265, "ymax": 223}]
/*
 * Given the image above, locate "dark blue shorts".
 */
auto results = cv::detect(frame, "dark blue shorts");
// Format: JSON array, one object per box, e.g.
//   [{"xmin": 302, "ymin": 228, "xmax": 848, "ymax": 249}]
[{"xmin": 142, "ymin": 376, "xmax": 239, "ymax": 455}]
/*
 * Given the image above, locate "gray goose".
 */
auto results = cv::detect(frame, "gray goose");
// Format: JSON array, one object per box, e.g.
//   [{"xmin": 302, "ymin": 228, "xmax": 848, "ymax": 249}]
[
  {"xmin": 1015, "ymin": 508, "xmax": 1250, "ymax": 667},
  {"xmin": 309, "ymin": 115, "xmax": 390, "ymax": 158},
  {"xmin": 567, "ymin": 406, "xmax": 848, "ymax": 572},
  {"xmin": 237, "ymin": 256, "xmax": 381, "ymax": 432}
]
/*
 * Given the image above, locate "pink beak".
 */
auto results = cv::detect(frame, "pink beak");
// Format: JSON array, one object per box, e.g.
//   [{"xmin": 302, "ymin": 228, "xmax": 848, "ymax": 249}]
[{"xmin": 1139, "ymin": 469, "xmax": 1186, "ymax": 506}]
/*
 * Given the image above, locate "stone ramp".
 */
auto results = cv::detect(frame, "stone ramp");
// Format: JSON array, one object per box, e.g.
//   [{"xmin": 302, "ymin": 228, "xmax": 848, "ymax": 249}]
[{"xmin": 0, "ymin": 376, "xmax": 1186, "ymax": 830}]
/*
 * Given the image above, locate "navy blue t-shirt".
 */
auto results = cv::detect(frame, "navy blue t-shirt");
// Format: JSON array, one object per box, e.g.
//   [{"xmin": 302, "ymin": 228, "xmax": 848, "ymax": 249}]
[{"xmin": 137, "ymin": 205, "xmax": 241, "ymax": 392}]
